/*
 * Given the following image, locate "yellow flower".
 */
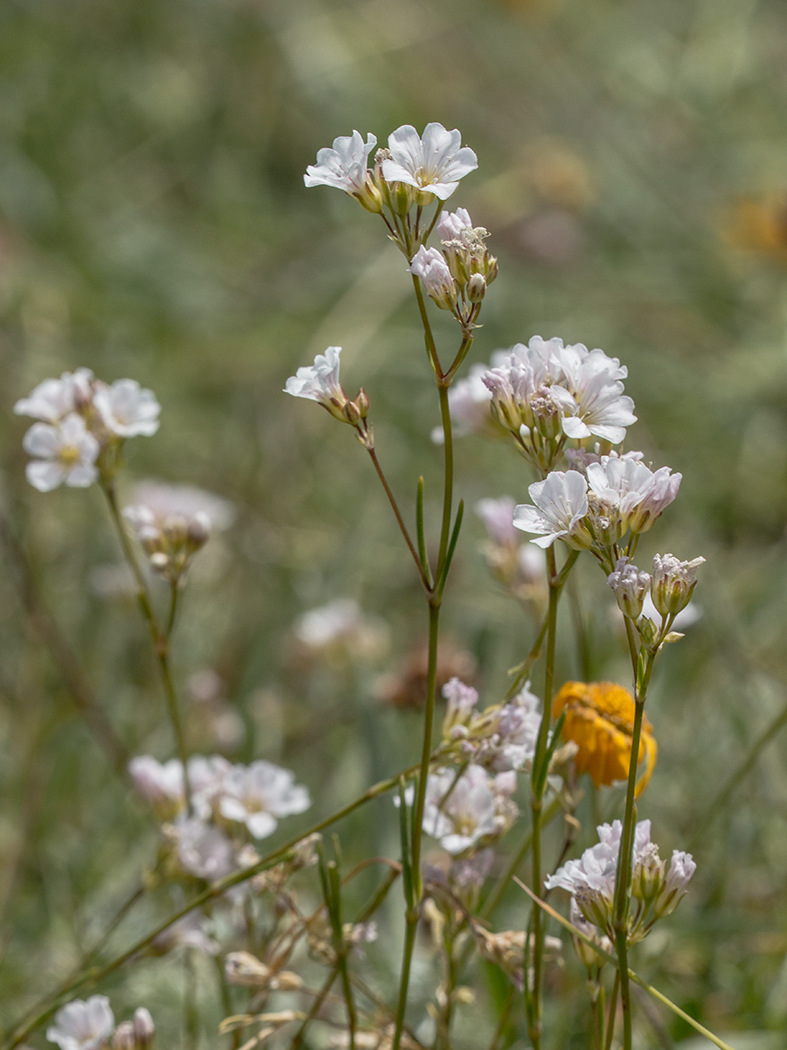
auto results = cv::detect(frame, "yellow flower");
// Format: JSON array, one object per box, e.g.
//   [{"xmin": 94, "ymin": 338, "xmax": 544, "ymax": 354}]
[{"xmin": 553, "ymin": 681, "xmax": 657, "ymax": 797}]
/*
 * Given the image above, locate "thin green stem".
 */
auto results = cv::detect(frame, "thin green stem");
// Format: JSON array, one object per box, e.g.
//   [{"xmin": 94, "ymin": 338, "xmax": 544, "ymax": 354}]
[
  {"xmin": 604, "ymin": 970, "xmax": 620, "ymax": 1050},
  {"xmin": 527, "ymin": 545, "xmax": 560, "ymax": 1050},
  {"xmin": 366, "ymin": 447, "xmax": 431, "ymax": 590},
  {"xmin": 102, "ymin": 483, "xmax": 192, "ymax": 811},
  {"xmin": 411, "ymin": 277, "xmax": 442, "ymax": 377}
]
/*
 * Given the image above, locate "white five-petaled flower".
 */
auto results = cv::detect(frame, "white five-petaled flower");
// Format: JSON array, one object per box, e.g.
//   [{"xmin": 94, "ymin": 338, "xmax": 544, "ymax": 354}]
[
  {"xmin": 219, "ymin": 760, "xmax": 311, "ymax": 839},
  {"xmin": 407, "ymin": 245, "xmax": 457, "ymax": 309},
  {"xmin": 548, "ymin": 342, "xmax": 636, "ymax": 443},
  {"xmin": 23, "ymin": 413, "xmax": 100, "ymax": 492},
  {"xmin": 382, "ymin": 123, "xmax": 478, "ymax": 200},
  {"xmin": 46, "ymin": 995, "xmax": 115, "ymax": 1050},
  {"xmin": 513, "ymin": 470, "xmax": 593, "ymax": 550},
  {"xmin": 304, "ymin": 131, "xmax": 378, "ymax": 196},
  {"xmin": 93, "ymin": 379, "xmax": 161, "ymax": 438},
  {"xmin": 284, "ymin": 346, "xmax": 348, "ymax": 419},
  {"xmin": 14, "ymin": 368, "xmax": 95, "ymax": 423}
]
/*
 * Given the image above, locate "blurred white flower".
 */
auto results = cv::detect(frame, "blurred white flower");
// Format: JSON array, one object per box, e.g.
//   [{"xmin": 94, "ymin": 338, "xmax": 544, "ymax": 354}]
[
  {"xmin": 93, "ymin": 379, "xmax": 160, "ymax": 438},
  {"xmin": 476, "ymin": 496, "xmax": 519, "ymax": 548},
  {"xmin": 219, "ymin": 760, "xmax": 311, "ymax": 839},
  {"xmin": 46, "ymin": 995, "xmax": 115, "ymax": 1050},
  {"xmin": 416, "ymin": 764, "xmax": 518, "ymax": 855},
  {"xmin": 14, "ymin": 369, "xmax": 94, "ymax": 423},
  {"xmin": 304, "ymin": 131, "xmax": 377, "ymax": 195},
  {"xmin": 125, "ymin": 480, "xmax": 235, "ymax": 534},
  {"xmin": 513, "ymin": 470, "xmax": 593, "ymax": 550},
  {"xmin": 168, "ymin": 817, "xmax": 236, "ymax": 880},
  {"xmin": 382, "ymin": 123, "xmax": 478, "ymax": 200},
  {"xmin": 23, "ymin": 414, "xmax": 100, "ymax": 492},
  {"xmin": 128, "ymin": 755, "xmax": 185, "ymax": 817},
  {"xmin": 294, "ymin": 597, "xmax": 387, "ymax": 661}
]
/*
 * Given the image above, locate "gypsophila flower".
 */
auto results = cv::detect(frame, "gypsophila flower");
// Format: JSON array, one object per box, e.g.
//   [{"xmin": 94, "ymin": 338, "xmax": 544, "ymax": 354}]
[
  {"xmin": 46, "ymin": 996, "xmax": 115, "ymax": 1050},
  {"xmin": 382, "ymin": 123, "xmax": 478, "ymax": 201},
  {"xmin": 304, "ymin": 131, "xmax": 381, "ymax": 211},
  {"xmin": 476, "ymin": 496, "xmax": 520, "ymax": 548},
  {"xmin": 436, "ymin": 207, "xmax": 474, "ymax": 241},
  {"xmin": 93, "ymin": 379, "xmax": 160, "ymax": 438},
  {"xmin": 415, "ymin": 764, "xmax": 518, "ymax": 855},
  {"xmin": 651, "ymin": 553, "xmax": 705, "ymax": 618},
  {"xmin": 549, "ymin": 341, "xmax": 636, "ymax": 443},
  {"xmin": 14, "ymin": 369, "xmax": 94, "ymax": 423},
  {"xmin": 128, "ymin": 755, "xmax": 185, "ymax": 818},
  {"xmin": 23, "ymin": 414, "xmax": 100, "ymax": 492},
  {"xmin": 284, "ymin": 345, "xmax": 355, "ymax": 424},
  {"xmin": 513, "ymin": 470, "xmax": 593, "ymax": 550},
  {"xmin": 219, "ymin": 760, "xmax": 311, "ymax": 839},
  {"xmin": 585, "ymin": 457, "xmax": 681, "ymax": 544},
  {"xmin": 167, "ymin": 817, "xmax": 236, "ymax": 880}
]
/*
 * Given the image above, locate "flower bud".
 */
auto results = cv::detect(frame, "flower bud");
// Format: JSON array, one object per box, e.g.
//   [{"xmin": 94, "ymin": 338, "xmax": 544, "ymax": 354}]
[
  {"xmin": 467, "ymin": 273, "xmax": 487, "ymax": 303},
  {"xmin": 651, "ymin": 554, "xmax": 705, "ymax": 618},
  {"xmin": 113, "ymin": 1023, "xmax": 135, "ymax": 1050},
  {"xmin": 133, "ymin": 1008, "xmax": 155, "ymax": 1049},
  {"xmin": 342, "ymin": 399, "xmax": 362, "ymax": 427},
  {"xmin": 607, "ymin": 558, "xmax": 652, "ymax": 620}
]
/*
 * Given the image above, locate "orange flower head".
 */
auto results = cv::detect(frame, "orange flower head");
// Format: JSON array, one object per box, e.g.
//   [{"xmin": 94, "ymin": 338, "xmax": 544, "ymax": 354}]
[{"xmin": 553, "ymin": 681, "xmax": 657, "ymax": 797}]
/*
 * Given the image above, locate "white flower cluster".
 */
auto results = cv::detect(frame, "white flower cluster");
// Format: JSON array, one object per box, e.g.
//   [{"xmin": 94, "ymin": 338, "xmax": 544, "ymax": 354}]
[
  {"xmin": 545, "ymin": 819, "xmax": 696, "ymax": 947},
  {"xmin": 123, "ymin": 481, "xmax": 235, "ymax": 581},
  {"xmin": 129, "ymin": 753, "xmax": 311, "ymax": 880},
  {"xmin": 46, "ymin": 996, "xmax": 153, "ymax": 1050},
  {"xmin": 607, "ymin": 552, "xmax": 705, "ymax": 626},
  {"xmin": 15, "ymin": 369, "xmax": 160, "ymax": 492},
  {"xmin": 408, "ymin": 207, "xmax": 498, "ymax": 316},
  {"xmin": 479, "ymin": 336, "xmax": 636, "ymax": 471},
  {"xmin": 513, "ymin": 453, "xmax": 682, "ymax": 553}
]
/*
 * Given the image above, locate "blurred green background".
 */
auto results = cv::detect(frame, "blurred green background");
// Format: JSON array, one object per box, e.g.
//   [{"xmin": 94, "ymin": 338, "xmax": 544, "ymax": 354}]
[{"xmin": 2, "ymin": 0, "xmax": 787, "ymax": 1045}]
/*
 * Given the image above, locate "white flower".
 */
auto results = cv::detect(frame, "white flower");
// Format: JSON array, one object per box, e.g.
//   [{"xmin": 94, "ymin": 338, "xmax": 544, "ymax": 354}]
[
  {"xmin": 219, "ymin": 760, "xmax": 311, "ymax": 839},
  {"xmin": 46, "ymin": 996, "xmax": 115, "ymax": 1050},
  {"xmin": 655, "ymin": 850, "xmax": 696, "ymax": 917},
  {"xmin": 23, "ymin": 414, "xmax": 100, "ymax": 492},
  {"xmin": 586, "ymin": 457, "xmax": 681, "ymax": 539},
  {"xmin": 14, "ymin": 369, "xmax": 95, "ymax": 423},
  {"xmin": 476, "ymin": 496, "xmax": 519, "ymax": 547},
  {"xmin": 382, "ymin": 123, "xmax": 478, "ymax": 200},
  {"xmin": 513, "ymin": 470, "xmax": 593, "ymax": 549},
  {"xmin": 129, "ymin": 756, "xmax": 185, "ymax": 816},
  {"xmin": 549, "ymin": 342, "xmax": 636, "ymax": 443},
  {"xmin": 93, "ymin": 379, "xmax": 161, "ymax": 438},
  {"xmin": 284, "ymin": 346, "xmax": 348, "ymax": 417},
  {"xmin": 304, "ymin": 131, "xmax": 377, "ymax": 195},
  {"xmin": 407, "ymin": 246, "xmax": 457, "ymax": 308},
  {"xmin": 420, "ymin": 764, "xmax": 517, "ymax": 855},
  {"xmin": 169, "ymin": 817, "xmax": 236, "ymax": 880},
  {"xmin": 487, "ymin": 686, "xmax": 543, "ymax": 772}
]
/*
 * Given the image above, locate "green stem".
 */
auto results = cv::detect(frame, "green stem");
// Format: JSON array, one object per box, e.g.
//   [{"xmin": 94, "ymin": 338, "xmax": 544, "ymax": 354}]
[
  {"xmin": 102, "ymin": 483, "xmax": 192, "ymax": 812},
  {"xmin": 527, "ymin": 545, "xmax": 560, "ymax": 1050},
  {"xmin": 411, "ymin": 277, "xmax": 442, "ymax": 377},
  {"xmin": 366, "ymin": 447, "xmax": 431, "ymax": 591},
  {"xmin": 604, "ymin": 970, "xmax": 620, "ymax": 1050}
]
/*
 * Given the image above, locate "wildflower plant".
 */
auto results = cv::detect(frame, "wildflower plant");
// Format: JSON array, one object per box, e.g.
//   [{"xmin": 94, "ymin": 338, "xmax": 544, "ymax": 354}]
[{"xmin": 5, "ymin": 120, "xmax": 735, "ymax": 1050}]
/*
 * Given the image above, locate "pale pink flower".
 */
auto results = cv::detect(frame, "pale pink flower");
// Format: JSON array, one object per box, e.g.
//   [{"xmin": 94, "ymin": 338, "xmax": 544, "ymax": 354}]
[
  {"xmin": 382, "ymin": 123, "xmax": 477, "ymax": 200},
  {"xmin": 46, "ymin": 996, "xmax": 115, "ymax": 1050},
  {"xmin": 419, "ymin": 764, "xmax": 518, "ymax": 855},
  {"xmin": 23, "ymin": 414, "xmax": 99, "ymax": 491}
]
